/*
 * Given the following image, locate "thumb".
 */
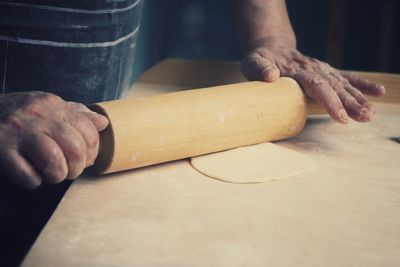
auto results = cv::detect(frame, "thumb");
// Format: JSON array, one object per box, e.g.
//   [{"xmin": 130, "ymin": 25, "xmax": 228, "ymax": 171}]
[
  {"xmin": 86, "ymin": 112, "xmax": 109, "ymax": 131},
  {"xmin": 241, "ymin": 53, "xmax": 280, "ymax": 82},
  {"xmin": 68, "ymin": 102, "xmax": 109, "ymax": 131}
]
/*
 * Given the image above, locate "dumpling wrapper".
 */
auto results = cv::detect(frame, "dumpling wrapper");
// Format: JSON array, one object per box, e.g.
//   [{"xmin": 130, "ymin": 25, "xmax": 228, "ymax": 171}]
[{"xmin": 190, "ymin": 142, "xmax": 314, "ymax": 184}]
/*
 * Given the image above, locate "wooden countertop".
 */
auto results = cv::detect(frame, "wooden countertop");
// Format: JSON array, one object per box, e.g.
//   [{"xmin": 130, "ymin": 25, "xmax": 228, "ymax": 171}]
[
  {"xmin": 22, "ymin": 59, "xmax": 400, "ymax": 267},
  {"xmin": 135, "ymin": 59, "xmax": 400, "ymax": 102}
]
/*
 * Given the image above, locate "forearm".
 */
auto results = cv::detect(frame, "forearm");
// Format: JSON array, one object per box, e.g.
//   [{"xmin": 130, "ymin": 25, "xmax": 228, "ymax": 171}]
[{"xmin": 234, "ymin": 0, "xmax": 296, "ymax": 51}]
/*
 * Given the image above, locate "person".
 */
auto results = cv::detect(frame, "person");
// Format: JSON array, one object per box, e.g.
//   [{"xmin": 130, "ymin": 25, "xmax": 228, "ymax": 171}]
[{"xmin": 0, "ymin": 0, "xmax": 385, "ymax": 189}]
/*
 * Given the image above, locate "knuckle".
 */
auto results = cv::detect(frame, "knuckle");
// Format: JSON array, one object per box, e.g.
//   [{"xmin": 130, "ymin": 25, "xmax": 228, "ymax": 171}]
[
  {"xmin": 43, "ymin": 142, "xmax": 63, "ymax": 165},
  {"xmin": 342, "ymin": 79, "xmax": 352, "ymax": 88},
  {"xmin": 22, "ymin": 103, "xmax": 45, "ymax": 117},
  {"xmin": 349, "ymin": 88, "xmax": 363, "ymax": 98},
  {"xmin": 4, "ymin": 114, "xmax": 23, "ymax": 129},
  {"xmin": 329, "ymin": 71, "xmax": 342, "ymax": 81},
  {"xmin": 67, "ymin": 138, "xmax": 87, "ymax": 162},
  {"xmin": 309, "ymin": 75, "xmax": 325, "ymax": 86},
  {"xmin": 244, "ymin": 55, "xmax": 260, "ymax": 68},
  {"xmin": 345, "ymin": 73, "xmax": 357, "ymax": 80},
  {"xmin": 86, "ymin": 130, "xmax": 99, "ymax": 149},
  {"xmin": 289, "ymin": 50, "xmax": 301, "ymax": 59},
  {"xmin": 79, "ymin": 117, "xmax": 100, "ymax": 147},
  {"xmin": 74, "ymin": 103, "xmax": 87, "ymax": 110},
  {"xmin": 286, "ymin": 63, "xmax": 301, "ymax": 74},
  {"xmin": 30, "ymin": 134, "xmax": 68, "ymax": 183},
  {"xmin": 344, "ymin": 97, "xmax": 357, "ymax": 106},
  {"xmin": 54, "ymin": 137, "xmax": 86, "ymax": 180},
  {"xmin": 329, "ymin": 83, "xmax": 342, "ymax": 93},
  {"xmin": 244, "ymin": 51, "xmax": 267, "ymax": 66},
  {"xmin": 69, "ymin": 146, "xmax": 85, "ymax": 162},
  {"xmin": 35, "ymin": 92, "xmax": 61, "ymax": 103},
  {"xmin": 52, "ymin": 123, "xmax": 86, "ymax": 165}
]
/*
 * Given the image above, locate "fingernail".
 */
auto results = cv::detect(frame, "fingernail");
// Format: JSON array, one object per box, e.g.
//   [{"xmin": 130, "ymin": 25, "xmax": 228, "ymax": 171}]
[
  {"xmin": 378, "ymin": 85, "xmax": 386, "ymax": 94},
  {"xmin": 339, "ymin": 109, "xmax": 349, "ymax": 123},
  {"xmin": 364, "ymin": 103, "xmax": 376, "ymax": 114},
  {"xmin": 360, "ymin": 107, "xmax": 370, "ymax": 116},
  {"xmin": 263, "ymin": 66, "xmax": 274, "ymax": 71},
  {"xmin": 86, "ymin": 160, "xmax": 95, "ymax": 167},
  {"xmin": 23, "ymin": 179, "xmax": 41, "ymax": 190},
  {"xmin": 263, "ymin": 67, "xmax": 280, "ymax": 81},
  {"xmin": 359, "ymin": 107, "xmax": 371, "ymax": 121}
]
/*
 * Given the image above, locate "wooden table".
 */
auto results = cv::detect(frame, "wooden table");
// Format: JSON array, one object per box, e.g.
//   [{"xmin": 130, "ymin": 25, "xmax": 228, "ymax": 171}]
[{"xmin": 22, "ymin": 59, "xmax": 400, "ymax": 267}]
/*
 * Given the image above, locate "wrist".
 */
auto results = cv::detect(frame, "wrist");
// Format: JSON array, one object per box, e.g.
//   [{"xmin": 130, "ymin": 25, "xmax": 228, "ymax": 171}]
[{"xmin": 244, "ymin": 35, "xmax": 297, "ymax": 53}]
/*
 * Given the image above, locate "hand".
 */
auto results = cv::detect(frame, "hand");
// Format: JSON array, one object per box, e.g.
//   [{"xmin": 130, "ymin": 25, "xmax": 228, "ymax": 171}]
[
  {"xmin": 0, "ymin": 92, "xmax": 109, "ymax": 189},
  {"xmin": 241, "ymin": 38, "xmax": 386, "ymax": 123}
]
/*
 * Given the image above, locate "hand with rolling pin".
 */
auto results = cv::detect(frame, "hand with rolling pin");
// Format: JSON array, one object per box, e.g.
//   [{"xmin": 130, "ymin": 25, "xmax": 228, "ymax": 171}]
[
  {"xmin": 0, "ymin": 0, "xmax": 385, "ymax": 189},
  {"xmin": 236, "ymin": 0, "xmax": 385, "ymax": 123},
  {"xmin": 0, "ymin": 92, "xmax": 109, "ymax": 189}
]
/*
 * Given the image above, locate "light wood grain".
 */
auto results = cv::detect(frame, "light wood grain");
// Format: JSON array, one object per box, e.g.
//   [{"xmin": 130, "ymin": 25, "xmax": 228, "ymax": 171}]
[
  {"xmin": 22, "ymin": 59, "xmax": 400, "ymax": 267},
  {"xmin": 92, "ymin": 79, "xmax": 306, "ymax": 174}
]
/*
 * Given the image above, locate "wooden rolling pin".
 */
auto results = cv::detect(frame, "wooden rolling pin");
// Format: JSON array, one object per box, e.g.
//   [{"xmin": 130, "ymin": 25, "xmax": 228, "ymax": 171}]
[{"xmin": 91, "ymin": 77, "xmax": 307, "ymax": 174}]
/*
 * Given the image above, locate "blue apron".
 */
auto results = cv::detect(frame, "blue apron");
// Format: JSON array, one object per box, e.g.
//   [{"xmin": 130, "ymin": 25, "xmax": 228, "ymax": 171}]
[{"xmin": 0, "ymin": 0, "xmax": 143, "ymax": 104}]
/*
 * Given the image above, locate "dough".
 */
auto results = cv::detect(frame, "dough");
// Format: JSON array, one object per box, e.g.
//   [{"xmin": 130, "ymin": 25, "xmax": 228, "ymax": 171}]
[{"xmin": 190, "ymin": 142, "xmax": 314, "ymax": 184}]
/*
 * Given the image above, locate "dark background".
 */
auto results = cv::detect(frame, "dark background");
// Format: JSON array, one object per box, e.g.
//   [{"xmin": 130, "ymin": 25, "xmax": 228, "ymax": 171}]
[
  {"xmin": 1, "ymin": 0, "xmax": 399, "ymax": 266},
  {"xmin": 132, "ymin": 0, "xmax": 400, "ymax": 80}
]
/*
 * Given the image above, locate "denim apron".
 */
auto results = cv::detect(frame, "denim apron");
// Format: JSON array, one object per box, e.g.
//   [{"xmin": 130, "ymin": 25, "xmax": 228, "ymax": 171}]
[{"xmin": 0, "ymin": 0, "xmax": 143, "ymax": 104}]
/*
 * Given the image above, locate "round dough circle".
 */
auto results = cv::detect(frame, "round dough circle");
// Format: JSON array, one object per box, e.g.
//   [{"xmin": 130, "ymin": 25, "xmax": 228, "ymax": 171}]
[{"xmin": 190, "ymin": 142, "xmax": 314, "ymax": 184}]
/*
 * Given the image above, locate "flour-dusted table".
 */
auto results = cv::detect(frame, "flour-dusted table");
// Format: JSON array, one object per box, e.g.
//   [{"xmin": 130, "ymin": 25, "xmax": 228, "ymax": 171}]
[{"xmin": 22, "ymin": 59, "xmax": 400, "ymax": 267}]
